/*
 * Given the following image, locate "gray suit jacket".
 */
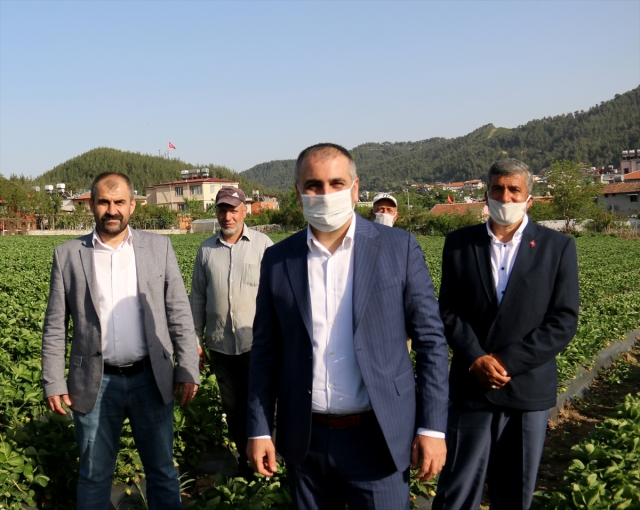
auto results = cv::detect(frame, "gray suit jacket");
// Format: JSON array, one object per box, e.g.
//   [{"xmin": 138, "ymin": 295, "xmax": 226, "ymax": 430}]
[{"xmin": 42, "ymin": 229, "xmax": 200, "ymax": 414}]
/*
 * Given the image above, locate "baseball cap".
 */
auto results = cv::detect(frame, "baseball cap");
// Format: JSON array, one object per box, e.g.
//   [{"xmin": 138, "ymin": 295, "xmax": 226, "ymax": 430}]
[
  {"xmin": 372, "ymin": 192, "xmax": 398, "ymax": 207},
  {"xmin": 216, "ymin": 187, "xmax": 246, "ymax": 207}
]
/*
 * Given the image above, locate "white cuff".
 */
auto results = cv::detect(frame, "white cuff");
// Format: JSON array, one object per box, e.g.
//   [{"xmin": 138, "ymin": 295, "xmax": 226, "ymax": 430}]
[
  {"xmin": 248, "ymin": 435, "xmax": 271, "ymax": 440},
  {"xmin": 416, "ymin": 428, "xmax": 445, "ymax": 439}
]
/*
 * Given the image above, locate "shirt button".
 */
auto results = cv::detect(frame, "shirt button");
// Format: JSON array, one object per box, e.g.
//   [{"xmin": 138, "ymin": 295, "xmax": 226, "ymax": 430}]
[
  {"xmin": 328, "ymin": 383, "xmax": 334, "ymax": 388},
  {"xmin": 329, "ymin": 352, "xmax": 334, "ymax": 356},
  {"xmin": 501, "ymin": 267, "xmax": 505, "ymax": 270}
]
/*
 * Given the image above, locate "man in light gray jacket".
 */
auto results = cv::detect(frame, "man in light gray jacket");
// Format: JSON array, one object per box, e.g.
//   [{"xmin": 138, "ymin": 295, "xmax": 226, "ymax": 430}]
[{"xmin": 42, "ymin": 172, "xmax": 200, "ymax": 510}]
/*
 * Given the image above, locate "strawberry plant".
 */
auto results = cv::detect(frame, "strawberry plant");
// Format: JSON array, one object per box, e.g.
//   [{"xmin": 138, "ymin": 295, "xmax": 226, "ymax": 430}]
[
  {"xmin": 533, "ymin": 393, "xmax": 640, "ymax": 509},
  {"xmin": 0, "ymin": 233, "xmax": 638, "ymax": 507}
]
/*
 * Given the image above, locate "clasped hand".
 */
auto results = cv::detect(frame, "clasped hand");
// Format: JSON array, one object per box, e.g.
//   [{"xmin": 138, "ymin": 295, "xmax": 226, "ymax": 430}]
[{"xmin": 469, "ymin": 353, "xmax": 511, "ymax": 390}]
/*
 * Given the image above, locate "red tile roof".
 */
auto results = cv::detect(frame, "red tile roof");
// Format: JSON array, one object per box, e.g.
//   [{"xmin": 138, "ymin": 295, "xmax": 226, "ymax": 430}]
[
  {"xmin": 72, "ymin": 191, "xmax": 91, "ymax": 201},
  {"xmin": 430, "ymin": 202, "xmax": 486, "ymax": 215},
  {"xmin": 145, "ymin": 178, "xmax": 239, "ymax": 188},
  {"xmin": 601, "ymin": 182, "xmax": 640, "ymax": 194},
  {"xmin": 624, "ymin": 170, "xmax": 640, "ymax": 181}
]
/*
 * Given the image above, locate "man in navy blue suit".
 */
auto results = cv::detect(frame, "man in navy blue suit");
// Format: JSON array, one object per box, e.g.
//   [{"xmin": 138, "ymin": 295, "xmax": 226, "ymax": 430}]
[
  {"xmin": 433, "ymin": 159, "xmax": 580, "ymax": 510},
  {"xmin": 246, "ymin": 143, "xmax": 450, "ymax": 509}
]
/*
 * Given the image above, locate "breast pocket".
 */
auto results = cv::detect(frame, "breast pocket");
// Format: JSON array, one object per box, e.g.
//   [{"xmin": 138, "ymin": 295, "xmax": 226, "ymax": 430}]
[
  {"xmin": 372, "ymin": 277, "xmax": 400, "ymax": 294},
  {"xmin": 148, "ymin": 275, "xmax": 164, "ymax": 287},
  {"xmin": 243, "ymin": 264, "xmax": 260, "ymax": 286}
]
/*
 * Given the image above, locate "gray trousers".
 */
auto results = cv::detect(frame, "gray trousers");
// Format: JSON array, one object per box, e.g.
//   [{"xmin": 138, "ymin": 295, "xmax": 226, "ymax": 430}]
[{"xmin": 433, "ymin": 402, "xmax": 549, "ymax": 510}]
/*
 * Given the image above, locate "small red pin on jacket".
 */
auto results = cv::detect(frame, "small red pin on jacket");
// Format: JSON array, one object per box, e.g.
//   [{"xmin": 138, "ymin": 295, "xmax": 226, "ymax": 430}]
[{"xmin": 530, "ymin": 240, "xmax": 536, "ymax": 248}]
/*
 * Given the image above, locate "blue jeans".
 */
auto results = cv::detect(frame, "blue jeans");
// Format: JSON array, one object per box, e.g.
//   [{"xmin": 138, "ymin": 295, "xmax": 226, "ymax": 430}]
[{"xmin": 73, "ymin": 369, "xmax": 181, "ymax": 510}]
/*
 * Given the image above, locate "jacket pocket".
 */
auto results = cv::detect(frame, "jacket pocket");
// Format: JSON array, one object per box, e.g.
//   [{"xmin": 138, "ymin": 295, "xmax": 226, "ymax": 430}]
[
  {"xmin": 394, "ymin": 368, "xmax": 416, "ymax": 396},
  {"xmin": 243, "ymin": 264, "xmax": 260, "ymax": 286},
  {"xmin": 71, "ymin": 354, "xmax": 83, "ymax": 367},
  {"xmin": 162, "ymin": 344, "xmax": 174, "ymax": 358}
]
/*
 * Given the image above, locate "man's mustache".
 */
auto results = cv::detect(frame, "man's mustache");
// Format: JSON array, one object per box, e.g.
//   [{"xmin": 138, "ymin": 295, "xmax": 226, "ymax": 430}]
[{"xmin": 101, "ymin": 214, "xmax": 124, "ymax": 222}]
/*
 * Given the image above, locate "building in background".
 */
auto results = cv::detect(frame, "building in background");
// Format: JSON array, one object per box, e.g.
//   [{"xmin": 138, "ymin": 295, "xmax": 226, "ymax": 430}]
[
  {"xmin": 623, "ymin": 170, "xmax": 640, "ymax": 182},
  {"xmin": 430, "ymin": 202, "xmax": 487, "ymax": 218},
  {"xmin": 621, "ymin": 149, "xmax": 640, "ymax": 175},
  {"xmin": 145, "ymin": 177, "xmax": 239, "ymax": 212},
  {"xmin": 250, "ymin": 190, "xmax": 279, "ymax": 215},
  {"xmin": 462, "ymin": 180, "xmax": 485, "ymax": 191},
  {"xmin": 598, "ymin": 182, "xmax": 640, "ymax": 216}
]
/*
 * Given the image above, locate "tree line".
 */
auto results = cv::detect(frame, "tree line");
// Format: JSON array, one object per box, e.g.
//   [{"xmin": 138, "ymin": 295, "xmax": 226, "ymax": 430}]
[{"xmin": 241, "ymin": 86, "xmax": 640, "ymax": 190}]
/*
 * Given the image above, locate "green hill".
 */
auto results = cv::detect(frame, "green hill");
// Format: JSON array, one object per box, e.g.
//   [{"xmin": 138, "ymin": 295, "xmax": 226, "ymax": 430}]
[
  {"xmin": 241, "ymin": 87, "xmax": 640, "ymax": 190},
  {"xmin": 28, "ymin": 148, "xmax": 272, "ymax": 197}
]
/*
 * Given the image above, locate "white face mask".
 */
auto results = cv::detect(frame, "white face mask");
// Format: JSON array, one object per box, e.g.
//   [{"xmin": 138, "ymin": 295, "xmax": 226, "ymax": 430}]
[
  {"xmin": 298, "ymin": 182, "xmax": 355, "ymax": 232},
  {"xmin": 374, "ymin": 212, "xmax": 395, "ymax": 227},
  {"xmin": 487, "ymin": 196, "xmax": 531, "ymax": 226}
]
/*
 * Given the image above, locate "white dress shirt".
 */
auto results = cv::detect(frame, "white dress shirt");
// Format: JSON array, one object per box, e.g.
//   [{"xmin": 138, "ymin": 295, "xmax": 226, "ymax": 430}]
[
  {"xmin": 93, "ymin": 227, "xmax": 148, "ymax": 366},
  {"xmin": 306, "ymin": 216, "xmax": 443, "ymax": 439},
  {"xmin": 307, "ymin": 216, "xmax": 371, "ymax": 414},
  {"xmin": 486, "ymin": 215, "xmax": 529, "ymax": 304}
]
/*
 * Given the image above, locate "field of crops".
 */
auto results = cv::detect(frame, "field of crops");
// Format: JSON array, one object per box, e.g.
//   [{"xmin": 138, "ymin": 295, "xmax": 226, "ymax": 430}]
[
  {"xmin": 0, "ymin": 233, "xmax": 639, "ymax": 508},
  {"xmin": 534, "ymin": 393, "xmax": 640, "ymax": 509}
]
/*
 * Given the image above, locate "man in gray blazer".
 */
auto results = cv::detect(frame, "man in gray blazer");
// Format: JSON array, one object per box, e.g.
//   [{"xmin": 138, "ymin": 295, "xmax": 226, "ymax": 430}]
[{"xmin": 42, "ymin": 172, "xmax": 200, "ymax": 510}]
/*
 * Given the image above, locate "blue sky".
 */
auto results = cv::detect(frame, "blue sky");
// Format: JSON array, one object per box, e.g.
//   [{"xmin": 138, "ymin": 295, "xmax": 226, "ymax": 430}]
[{"xmin": 1, "ymin": 0, "xmax": 638, "ymax": 178}]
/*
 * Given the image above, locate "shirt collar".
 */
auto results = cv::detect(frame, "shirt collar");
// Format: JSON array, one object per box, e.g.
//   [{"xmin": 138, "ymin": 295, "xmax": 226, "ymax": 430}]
[
  {"xmin": 486, "ymin": 214, "xmax": 529, "ymax": 243},
  {"xmin": 306, "ymin": 213, "xmax": 357, "ymax": 254},
  {"xmin": 92, "ymin": 226, "xmax": 133, "ymax": 250}
]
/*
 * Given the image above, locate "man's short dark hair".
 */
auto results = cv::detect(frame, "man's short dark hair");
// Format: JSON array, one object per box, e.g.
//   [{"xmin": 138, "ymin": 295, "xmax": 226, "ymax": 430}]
[
  {"xmin": 295, "ymin": 143, "xmax": 358, "ymax": 185},
  {"xmin": 90, "ymin": 172, "xmax": 134, "ymax": 202},
  {"xmin": 487, "ymin": 159, "xmax": 533, "ymax": 195}
]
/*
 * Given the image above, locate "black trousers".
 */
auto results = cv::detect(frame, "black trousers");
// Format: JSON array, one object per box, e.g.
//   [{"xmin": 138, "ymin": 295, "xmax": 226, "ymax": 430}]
[
  {"xmin": 210, "ymin": 350, "xmax": 252, "ymax": 469},
  {"xmin": 288, "ymin": 413, "xmax": 410, "ymax": 510},
  {"xmin": 432, "ymin": 402, "xmax": 549, "ymax": 510}
]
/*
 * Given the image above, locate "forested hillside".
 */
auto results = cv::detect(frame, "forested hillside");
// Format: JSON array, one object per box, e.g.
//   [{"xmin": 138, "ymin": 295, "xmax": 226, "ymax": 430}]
[
  {"xmin": 241, "ymin": 87, "xmax": 640, "ymax": 190},
  {"xmin": 25, "ymin": 148, "xmax": 272, "ymax": 196}
]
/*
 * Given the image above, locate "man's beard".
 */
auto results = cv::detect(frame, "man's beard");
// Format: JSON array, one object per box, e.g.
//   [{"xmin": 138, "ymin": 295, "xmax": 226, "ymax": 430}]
[
  {"xmin": 220, "ymin": 225, "xmax": 241, "ymax": 237},
  {"xmin": 96, "ymin": 213, "xmax": 128, "ymax": 236}
]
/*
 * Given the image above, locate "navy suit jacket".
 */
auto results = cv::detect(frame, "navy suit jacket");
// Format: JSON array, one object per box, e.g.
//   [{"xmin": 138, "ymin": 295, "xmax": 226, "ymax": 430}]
[
  {"xmin": 247, "ymin": 217, "xmax": 449, "ymax": 471},
  {"xmin": 439, "ymin": 220, "xmax": 579, "ymax": 411}
]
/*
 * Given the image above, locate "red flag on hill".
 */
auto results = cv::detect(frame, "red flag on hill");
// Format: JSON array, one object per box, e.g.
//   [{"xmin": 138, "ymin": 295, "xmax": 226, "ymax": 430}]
[
  {"xmin": 168, "ymin": 142, "xmax": 176, "ymax": 149},
  {"xmin": 447, "ymin": 194, "xmax": 454, "ymax": 204}
]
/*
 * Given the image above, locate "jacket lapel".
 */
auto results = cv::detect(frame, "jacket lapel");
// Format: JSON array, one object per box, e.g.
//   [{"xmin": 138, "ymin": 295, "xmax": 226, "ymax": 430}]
[
  {"xmin": 498, "ymin": 222, "xmax": 538, "ymax": 309},
  {"xmin": 285, "ymin": 232, "xmax": 313, "ymax": 341},
  {"xmin": 352, "ymin": 219, "xmax": 380, "ymax": 335},
  {"xmin": 131, "ymin": 229, "xmax": 151, "ymax": 297},
  {"xmin": 79, "ymin": 235, "xmax": 101, "ymax": 317},
  {"xmin": 473, "ymin": 225, "xmax": 496, "ymax": 304}
]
